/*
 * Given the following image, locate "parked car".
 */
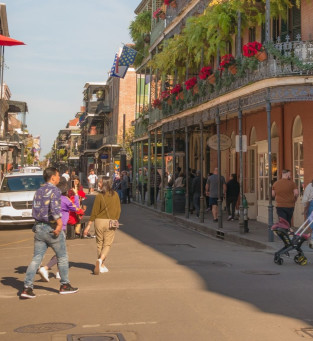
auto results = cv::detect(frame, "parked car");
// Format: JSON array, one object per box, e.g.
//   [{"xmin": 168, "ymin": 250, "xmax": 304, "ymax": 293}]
[{"xmin": 0, "ymin": 171, "xmax": 44, "ymax": 227}]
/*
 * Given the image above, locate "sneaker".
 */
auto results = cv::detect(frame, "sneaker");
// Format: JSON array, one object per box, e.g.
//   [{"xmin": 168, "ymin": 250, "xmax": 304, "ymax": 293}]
[
  {"xmin": 56, "ymin": 272, "xmax": 61, "ymax": 279},
  {"xmin": 59, "ymin": 283, "xmax": 79, "ymax": 295},
  {"xmin": 94, "ymin": 259, "xmax": 102, "ymax": 275},
  {"xmin": 20, "ymin": 287, "xmax": 36, "ymax": 299},
  {"xmin": 227, "ymin": 215, "xmax": 232, "ymax": 221},
  {"xmin": 100, "ymin": 265, "xmax": 109, "ymax": 273},
  {"xmin": 38, "ymin": 267, "xmax": 49, "ymax": 282}
]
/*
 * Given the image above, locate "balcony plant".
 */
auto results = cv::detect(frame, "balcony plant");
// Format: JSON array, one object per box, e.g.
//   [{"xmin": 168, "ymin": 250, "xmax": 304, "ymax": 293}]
[
  {"xmin": 171, "ymin": 84, "xmax": 184, "ymax": 100},
  {"xmin": 243, "ymin": 41, "xmax": 267, "ymax": 62},
  {"xmin": 164, "ymin": 0, "xmax": 177, "ymax": 8},
  {"xmin": 185, "ymin": 76, "xmax": 199, "ymax": 95},
  {"xmin": 153, "ymin": 98, "xmax": 162, "ymax": 109},
  {"xmin": 153, "ymin": 8, "xmax": 166, "ymax": 20},
  {"xmin": 199, "ymin": 66, "xmax": 212, "ymax": 80},
  {"xmin": 219, "ymin": 54, "xmax": 237, "ymax": 74}
]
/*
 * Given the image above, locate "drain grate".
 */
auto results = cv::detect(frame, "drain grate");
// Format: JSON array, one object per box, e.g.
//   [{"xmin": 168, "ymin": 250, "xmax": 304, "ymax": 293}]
[
  {"xmin": 67, "ymin": 333, "xmax": 126, "ymax": 341},
  {"xmin": 15, "ymin": 322, "xmax": 76, "ymax": 334},
  {"xmin": 180, "ymin": 260, "xmax": 232, "ymax": 268},
  {"xmin": 295, "ymin": 328, "xmax": 313, "ymax": 338},
  {"xmin": 242, "ymin": 270, "xmax": 280, "ymax": 275},
  {"xmin": 152, "ymin": 243, "xmax": 196, "ymax": 248}
]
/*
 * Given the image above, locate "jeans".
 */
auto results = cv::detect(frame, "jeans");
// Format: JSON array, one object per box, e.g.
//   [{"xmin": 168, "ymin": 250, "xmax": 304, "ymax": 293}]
[
  {"xmin": 276, "ymin": 207, "xmax": 294, "ymax": 227},
  {"xmin": 226, "ymin": 196, "xmax": 237, "ymax": 218},
  {"xmin": 24, "ymin": 223, "xmax": 69, "ymax": 288}
]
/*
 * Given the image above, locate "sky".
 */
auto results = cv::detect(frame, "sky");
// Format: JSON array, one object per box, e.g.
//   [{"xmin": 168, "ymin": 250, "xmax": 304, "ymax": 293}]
[{"xmin": 4, "ymin": 0, "xmax": 140, "ymax": 158}]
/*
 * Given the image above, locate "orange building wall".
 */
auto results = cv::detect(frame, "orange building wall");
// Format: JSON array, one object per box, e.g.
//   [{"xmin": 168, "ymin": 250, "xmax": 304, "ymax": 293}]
[{"xmin": 301, "ymin": 0, "xmax": 313, "ymax": 41}]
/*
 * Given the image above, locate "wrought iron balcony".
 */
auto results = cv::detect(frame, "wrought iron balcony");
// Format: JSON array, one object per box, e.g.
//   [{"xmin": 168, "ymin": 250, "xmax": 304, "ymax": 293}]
[{"xmin": 140, "ymin": 38, "xmax": 313, "ymax": 131}]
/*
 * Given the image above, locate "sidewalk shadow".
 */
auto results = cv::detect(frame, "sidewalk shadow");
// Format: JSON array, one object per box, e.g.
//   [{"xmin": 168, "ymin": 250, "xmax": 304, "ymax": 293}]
[
  {"xmin": 69, "ymin": 261, "xmax": 94, "ymax": 272},
  {"xmin": 14, "ymin": 266, "xmax": 27, "ymax": 274},
  {"xmin": 1, "ymin": 276, "xmax": 59, "ymax": 297}
]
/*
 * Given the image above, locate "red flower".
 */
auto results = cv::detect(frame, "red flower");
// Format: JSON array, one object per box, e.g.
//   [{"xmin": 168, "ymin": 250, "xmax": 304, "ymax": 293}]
[
  {"xmin": 170, "ymin": 84, "xmax": 182, "ymax": 94},
  {"xmin": 153, "ymin": 98, "xmax": 162, "ymax": 108},
  {"xmin": 199, "ymin": 66, "xmax": 212, "ymax": 80},
  {"xmin": 184, "ymin": 77, "xmax": 197, "ymax": 90},
  {"xmin": 243, "ymin": 41, "xmax": 263, "ymax": 57},
  {"xmin": 164, "ymin": 0, "xmax": 172, "ymax": 4},
  {"xmin": 219, "ymin": 54, "xmax": 235, "ymax": 71},
  {"xmin": 153, "ymin": 8, "xmax": 164, "ymax": 19},
  {"xmin": 161, "ymin": 90, "xmax": 170, "ymax": 99}
]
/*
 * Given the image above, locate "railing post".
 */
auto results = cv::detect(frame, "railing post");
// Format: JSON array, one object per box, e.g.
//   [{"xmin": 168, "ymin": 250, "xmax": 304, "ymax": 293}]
[
  {"xmin": 161, "ymin": 130, "xmax": 165, "ymax": 212},
  {"xmin": 185, "ymin": 126, "xmax": 189, "ymax": 218},
  {"xmin": 199, "ymin": 122, "xmax": 204, "ymax": 223},
  {"xmin": 238, "ymin": 105, "xmax": 245, "ymax": 234}
]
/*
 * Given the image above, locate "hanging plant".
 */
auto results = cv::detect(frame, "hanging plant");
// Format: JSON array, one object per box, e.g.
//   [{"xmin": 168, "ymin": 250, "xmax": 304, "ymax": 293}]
[
  {"xmin": 199, "ymin": 66, "xmax": 213, "ymax": 80},
  {"xmin": 243, "ymin": 41, "xmax": 263, "ymax": 57},
  {"xmin": 171, "ymin": 84, "xmax": 183, "ymax": 95},
  {"xmin": 185, "ymin": 77, "xmax": 197, "ymax": 90},
  {"xmin": 219, "ymin": 54, "xmax": 236, "ymax": 71}
]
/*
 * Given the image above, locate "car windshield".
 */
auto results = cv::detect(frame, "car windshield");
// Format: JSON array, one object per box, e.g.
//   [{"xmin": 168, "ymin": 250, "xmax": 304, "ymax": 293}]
[{"xmin": 0, "ymin": 175, "xmax": 45, "ymax": 192}]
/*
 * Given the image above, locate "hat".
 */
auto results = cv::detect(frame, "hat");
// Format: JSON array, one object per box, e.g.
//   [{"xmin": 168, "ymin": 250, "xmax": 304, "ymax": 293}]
[{"xmin": 77, "ymin": 190, "xmax": 86, "ymax": 199}]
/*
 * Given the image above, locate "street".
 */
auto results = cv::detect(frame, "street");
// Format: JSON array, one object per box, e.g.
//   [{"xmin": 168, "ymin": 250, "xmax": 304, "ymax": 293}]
[{"xmin": 1, "ymin": 204, "xmax": 313, "ymax": 341}]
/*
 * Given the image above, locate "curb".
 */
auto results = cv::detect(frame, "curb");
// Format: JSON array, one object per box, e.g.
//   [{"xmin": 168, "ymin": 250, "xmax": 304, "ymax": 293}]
[{"xmin": 132, "ymin": 202, "xmax": 275, "ymax": 250}]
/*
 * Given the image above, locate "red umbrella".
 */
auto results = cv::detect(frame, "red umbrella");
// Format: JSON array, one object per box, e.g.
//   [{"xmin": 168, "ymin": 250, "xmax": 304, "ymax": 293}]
[{"xmin": 0, "ymin": 34, "xmax": 25, "ymax": 46}]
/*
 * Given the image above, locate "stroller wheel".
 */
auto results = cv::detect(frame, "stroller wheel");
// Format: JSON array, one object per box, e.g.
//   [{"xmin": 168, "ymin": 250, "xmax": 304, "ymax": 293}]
[
  {"xmin": 299, "ymin": 257, "xmax": 308, "ymax": 266},
  {"xmin": 274, "ymin": 257, "xmax": 284, "ymax": 265},
  {"xmin": 294, "ymin": 254, "xmax": 301, "ymax": 264}
]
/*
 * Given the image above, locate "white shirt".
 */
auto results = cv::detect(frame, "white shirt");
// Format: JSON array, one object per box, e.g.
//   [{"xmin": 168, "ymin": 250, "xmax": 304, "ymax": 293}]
[
  {"xmin": 62, "ymin": 173, "xmax": 70, "ymax": 181},
  {"xmin": 88, "ymin": 174, "xmax": 98, "ymax": 184},
  {"xmin": 302, "ymin": 183, "xmax": 313, "ymax": 204}
]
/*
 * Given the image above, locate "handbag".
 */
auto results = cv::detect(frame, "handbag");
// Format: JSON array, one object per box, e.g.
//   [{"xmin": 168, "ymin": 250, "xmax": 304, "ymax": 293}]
[{"xmin": 100, "ymin": 194, "xmax": 119, "ymax": 230}]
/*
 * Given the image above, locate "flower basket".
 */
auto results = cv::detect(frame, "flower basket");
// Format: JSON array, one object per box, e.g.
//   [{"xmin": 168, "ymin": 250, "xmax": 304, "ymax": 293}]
[
  {"xmin": 228, "ymin": 64, "xmax": 237, "ymax": 75},
  {"xmin": 153, "ymin": 8, "xmax": 166, "ymax": 20},
  {"xmin": 207, "ymin": 74, "xmax": 216, "ymax": 85},
  {"xmin": 170, "ymin": 0, "xmax": 177, "ymax": 8},
  {"xmin": 167, "ymin": 98, "xmax": 172, "ymax": 106},
  {"xmin": 199, "ymin": 66, "xmax": 212, "ymax": 80},
  {"xmin": 219, "ymin": 54, "xmax": 236, "ymax": 72},
  {"xmin": 170, "ymin": 84, "xmax": 183, "ymax": 95},
  {"xmin": 178, "ymin": 92, "xmax": 184, "ymax": 100},
  {"xmin": 255, "ymin": 50, "xmax": 268, "ymax": 62},
  {"xmin": 185, "ymin": 77, "xmax": 197, "ymax": 91},
  {"xmin": 159, "ymin": 12, "xmax": 166, "ymax": 19},
  {"xmin": 193, "ymin": 83, "xmax": 199, "ymax": 95}
]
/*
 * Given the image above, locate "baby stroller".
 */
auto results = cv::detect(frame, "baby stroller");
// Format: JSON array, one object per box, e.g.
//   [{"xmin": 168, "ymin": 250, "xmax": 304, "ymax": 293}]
[{"xmin": 271, "ymin": 216, "xmax": 313, "ymax": 265}]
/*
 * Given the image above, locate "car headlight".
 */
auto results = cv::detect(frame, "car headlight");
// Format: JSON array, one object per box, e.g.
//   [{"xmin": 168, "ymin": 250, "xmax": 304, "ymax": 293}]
[{"xmin": 0, "ymin": 200, "xmax": 11, "ymax": 207}]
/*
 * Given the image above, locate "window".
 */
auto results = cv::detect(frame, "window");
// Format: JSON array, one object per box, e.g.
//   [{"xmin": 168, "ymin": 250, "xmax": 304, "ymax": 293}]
[
  {"xmin": 293, "ymin": 138, "xmax": 304, "ymax": 196},
  {"xmin": 258, "ymin": 152, "xmax": 277, "ymax": 200}
]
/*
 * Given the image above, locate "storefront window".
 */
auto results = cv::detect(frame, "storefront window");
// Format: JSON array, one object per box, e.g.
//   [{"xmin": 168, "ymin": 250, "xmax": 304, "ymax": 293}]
[
  {"xmin": 293, "ymin": 138, "xmax": 304, "ymax": 196},
  {"xmin": 248, "ymin": 148, "xmax": 255, "ymax": 193},
  {"xmin": 258, "ymin": 152, "xmax": 277, "ymax": 200}
]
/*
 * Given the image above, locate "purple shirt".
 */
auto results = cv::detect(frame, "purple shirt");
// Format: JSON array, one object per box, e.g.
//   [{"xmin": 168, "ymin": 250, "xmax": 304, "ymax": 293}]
[
  {"xmin": 60, "ymin": 195, "xmax": 81, "ymax": 230},
  {"xmin": 32, "ymin": 182, "xmax": 62, "ymax": 223}
]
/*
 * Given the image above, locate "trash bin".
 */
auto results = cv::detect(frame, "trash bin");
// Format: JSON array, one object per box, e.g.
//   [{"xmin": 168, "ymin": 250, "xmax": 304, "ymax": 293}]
[
  {"xmin": 173, "ymin": 188, "xmax": 185, "ymax": 213},
  {"xmin": 165, "ymin": 188, "xmax": 173, "ymax": 213}
]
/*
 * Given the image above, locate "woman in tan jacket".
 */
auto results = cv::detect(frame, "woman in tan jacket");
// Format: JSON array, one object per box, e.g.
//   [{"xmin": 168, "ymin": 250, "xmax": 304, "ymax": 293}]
[{"xmin": 85, "ymin": 176, "xmax": 121, "ymax": 274}]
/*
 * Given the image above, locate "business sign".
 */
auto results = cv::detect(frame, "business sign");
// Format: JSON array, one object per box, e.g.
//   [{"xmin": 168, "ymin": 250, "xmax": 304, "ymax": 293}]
[
  {"xmin": 235, "ymin": 135, "xmax": 247, "ymax": 152},
  {"xmin": 100, "ymin": 154, "xmax": 109, "ymax": 160},
  {"xmin": 207, "ymin": 134, "xmax": 231, "ymax": 151}
]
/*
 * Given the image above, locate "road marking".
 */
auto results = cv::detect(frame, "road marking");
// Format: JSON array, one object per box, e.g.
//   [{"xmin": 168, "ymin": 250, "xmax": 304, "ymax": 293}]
[
  {"xmin": 82, "ymin": 324, "xmax": 101, "ymax": 328},
  {"xmin": 0, "ymin": 238, "xmax": 32, "ymax": 247},
  {"xmin": 108, "ymin": 321, "xmax": 158, "ymax": 326}
]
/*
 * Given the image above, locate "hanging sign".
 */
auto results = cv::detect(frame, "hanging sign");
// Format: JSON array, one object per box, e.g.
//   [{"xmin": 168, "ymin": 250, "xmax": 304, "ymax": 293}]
[{"xmin": 207, "ymin": 134, "xmax": 231, "ymax": 151}]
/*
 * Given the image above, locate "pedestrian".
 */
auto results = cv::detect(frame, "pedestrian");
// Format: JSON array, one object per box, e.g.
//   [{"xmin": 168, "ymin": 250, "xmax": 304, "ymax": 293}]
[
  {"xmin": 61, "ymin": 169, "xmax": 70, "ymax": 182},
  {"xmin": 205, "ymin": 172, "xmax": 213, "ymax": 212},
  {"xmin": 87, "ymin": 169, "xmax": 98, "ymax": 194},
  {"xmin": 113, "ymin": 172, "xmax": 122, "ymax": 201},
  {"xmin": 205, "ymin": 168, "xmax": 226, "ymax": 222},
  {"xmin": 85, "ymin": 176, "xmax": 121, "ymax": 275},
  {"xmin": 302, "ymin": 180, "xmax": 313, "ymax": 248},
  {"xmin": 20, "ymin": 167, "xmax": 78, "ymax": 299},
  {"xmin": 37, "ymin": 177, "xmax": 85, "ymax": 281},
  {"xmin": 121, "ymin": 170, "xmax": 128, "ymax": 204},
  {"xmin": 272, "ymin": 169, "xmax": 299, "ymax": 226},
  {"xmin": 192, "ymin": 170, "xmax": 205, "ymax": 217},
  {"xmin": 226, "ymin": 174, "xmax": 240, "ymax": 221},
  {"xmin": 68, "ymin": 175, "xmax": 83, "ymax": 197},
  {"xmin": 175, "ymin": 171, "xmax": 185, "ymax": 188},
  {"xmin": 150, "ymin": 167, "xmax": 161, "ymax": 205}
]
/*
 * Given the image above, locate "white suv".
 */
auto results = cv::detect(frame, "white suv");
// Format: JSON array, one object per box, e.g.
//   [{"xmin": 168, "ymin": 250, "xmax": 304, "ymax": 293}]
[{"xmin": 0, "ymin": 171, "xmax": 44, "ymax": 227}]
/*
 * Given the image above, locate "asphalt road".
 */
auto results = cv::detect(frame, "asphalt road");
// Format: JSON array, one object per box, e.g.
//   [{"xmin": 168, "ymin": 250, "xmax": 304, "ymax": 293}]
[{"xmin": 1, "ymin": 203, "xmax": 313, "ymax": 340}]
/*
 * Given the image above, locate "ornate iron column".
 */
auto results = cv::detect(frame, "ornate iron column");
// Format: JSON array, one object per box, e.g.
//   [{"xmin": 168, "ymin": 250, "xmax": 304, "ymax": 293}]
[
  {"xmin": 267, "ymin": 95, "xmax": 274, "ymax": 242},
  {"xmin": 154, "ymin": 129, "xmax": 157, "ymax": 209},
  {"xmin": 161, "ymin": 130, "xmax": 165, "ymax": 212},
  {"xmin": 216, "ymin": 109, "xmax": 223, "ymax": 229},
  {"xmin": 199, "ymin": 122, "xmax": 204, "ymax": 223},
  {"xmin": 172, "ymin": 129, "xmax": 176, "ymax": 216},
  {"xmin": 238, "ymin": 105, "xmax": 245, "ymax": 234},
  {"xmin": 185, "ymin": 126, "xmax": 189, "ymax": 218},
  {"xmin": 148, "ymin": 132, "xmax": 151, "ymax": 206},
  {"xmin": 141, "ymin": 140, "xmax": 144, "ymax": 204},
  {"xmin": 133, "ymin": 142, "xmax": 137, "ymax": 202},
  {"xmin": 265, "ymin": 0, "xmax": 271, "ymax": 43}
]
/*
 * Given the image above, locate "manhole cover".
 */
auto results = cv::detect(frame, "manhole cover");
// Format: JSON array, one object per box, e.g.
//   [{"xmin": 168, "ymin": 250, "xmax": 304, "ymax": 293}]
[
  {"xmin": 242, "ymin": 270, "xmax": 280, "ymax": 275},
  {"xmin": 67, "ymin": 333, "xmax": 126, "ymax": 341},
  {"xmin": 180, "ymin": 260, "xmax": 232, "ymax": 268},
  {"xmin": 15, "ymin": 322, "xmax": 76, "ymax": 334}
]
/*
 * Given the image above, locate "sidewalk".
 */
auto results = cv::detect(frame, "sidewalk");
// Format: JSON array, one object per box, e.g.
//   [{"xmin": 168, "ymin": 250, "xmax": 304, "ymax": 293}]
[{"xmin": 132, "ymin": 199, "xmax": 283, "ymax": 251}]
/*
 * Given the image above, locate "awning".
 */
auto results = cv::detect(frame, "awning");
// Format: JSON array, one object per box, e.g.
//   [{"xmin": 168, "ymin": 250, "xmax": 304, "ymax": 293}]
[{"xmin": 0, "ymin": 34, "xmax": 25, "ymax": 46}]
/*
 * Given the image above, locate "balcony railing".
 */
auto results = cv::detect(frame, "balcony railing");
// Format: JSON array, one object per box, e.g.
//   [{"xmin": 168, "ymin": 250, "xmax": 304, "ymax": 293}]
[
  {"xmin": 85, "ymin": 134, "xmax": 103, "ymax": 150},
  {"xmin": 150, "ymin": 20, "xmax": 165, "ymax": 46},
  {"xmin": 134, "ymin": 119, "xmax": 149, "ymax": 138},
  {"xmin": 134, "ymin": 39, "xmax": 313, "ymax": 137}
]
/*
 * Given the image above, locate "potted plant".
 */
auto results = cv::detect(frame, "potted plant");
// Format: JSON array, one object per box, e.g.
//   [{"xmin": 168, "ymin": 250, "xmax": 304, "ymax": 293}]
[
  {"xmin": 164, "ymin": 0, "xmax": 177, "ymax": 8},
  {"xmin": 171, "ymin": 84, "xmax": 183, "ymax": 100},
  {"xmin": 198, "ymin": 65, "xmax": 215, "ymax": 84},
  {"xmin": 153, "ymin": 98, "xmax": 162, "ymax": 109},
  {"xmin": 153, "ymin": 8, "xmax": 166, "ymax": 20},
  {"xmin": 161, "ymin": 90, "xmax": 171, "ymax": 105},
  {"xmin": 219, "ymin": 54, "xmax": 237, "ymax": 74},
  {"xmin": 243, "ymin": 41, "xmax": 267, "ymax": 62},
  {"xmin": 185, "ymin": 76, "xmax": 198, "ymax": 95}
]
